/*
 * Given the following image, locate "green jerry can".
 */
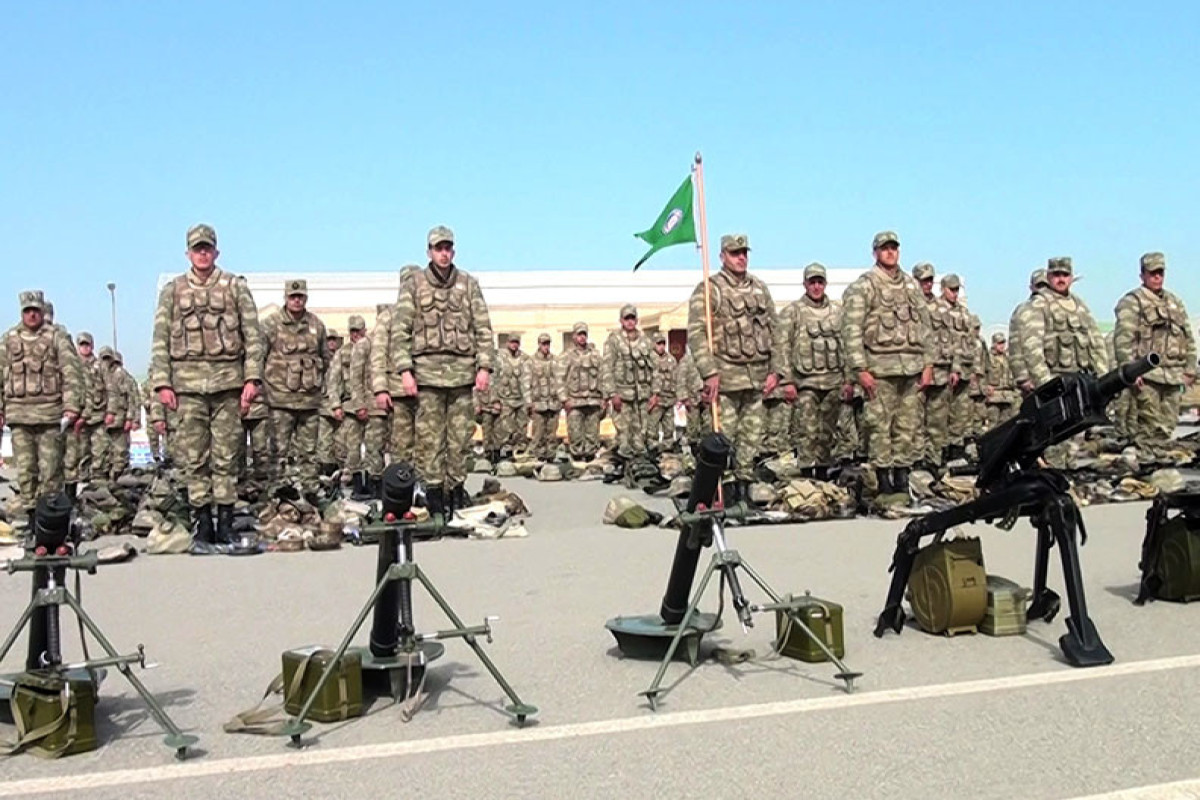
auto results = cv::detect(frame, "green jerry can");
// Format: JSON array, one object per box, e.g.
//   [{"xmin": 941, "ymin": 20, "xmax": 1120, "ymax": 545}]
[
  {"xmin": 281, "ymin": 646, "xmax": 364, "ymax": 723},
  {"xmin": 979, "ymin": 575, "xmax": 1030, "ymax": 636},
  {"xmin": 774, "ymin": 593, "xmax": 845, "ymax": 663},
  {"xmin": 8, "ymin": 671, "xmax": 99, "ymax": 758},
  {"xmin": 908, "ymin": 536, "xmax": 987, "ymax": 636}
]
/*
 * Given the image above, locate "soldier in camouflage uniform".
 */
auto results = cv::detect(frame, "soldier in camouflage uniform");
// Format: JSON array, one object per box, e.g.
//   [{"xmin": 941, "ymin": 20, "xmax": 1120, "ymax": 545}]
[
  {"xmin": 372, "ymin": 265, "xmax": 422, "ymax": 465},
  {"xmin": 494, "ymin": 333, "xmax": 532, "ymax": 456},
  {"xmin": 316, "ymin": 330, "xmax": 346, "ymax": 472},
  {"xmin": 648, "ymin": 332, "xmax": 679, "ymax": 452},
  {"xmin": 910, "ymin": 263, "xmax": 939, "ymax": 467},
  {"xmin": 150, "ymin": 223, "xmax": 264, "ymax": 545},
  {"xmin": 0, "ymin": 290, "xmax": 82, "ymax": 510},
  {"xmin": 142, "ymin": 380, "xmax": 161, "ymax": 464},
  {"xmin": 527, "ymin": 333, "xmax": 561, "ymax": 460},
  {"xmin": 1007, "ymin": 268, "xmax": 1049, "ymax": 396},
  {"xmin": 780, "ymin": 263, "xmax": 846, "ymax": 478},
  {"xmin": 841, "ymin": 231, "xmax": 935, "ymax": 496},
  {"xmin": 557, "ymin": 322, "xmax": 605, "ymax": 460},
  {"xmin": 983, "ymin": 332, "xmax": 1018, "ymax": 427},
  {"xmin": 240, "ymin": 382, "xmax": 271, "ymax": 484},
  {"xmin": 675, "ymin": 346, "xmax": 706, "ymax": 448},
  {"xmin": 474, "ymin": 380, "xmax": 501, "ymax": 463},
  {"xmin": 392, "ymin": 225, "xmax": 494, "ymax": 514},
  {"xmin": 343, "ymin": 315, "xmax": 387, "ymax": 498},
  {"xmin": 927, "ymin": 274, "xmax": 971, "ymax": 464},
  {"xmin": 687, "ymin": 234, "xmax": 783, "ymax": 499},
  {"xmin": 1105, "ymin": 331, "xmax": 1136, "ymax": 441},
  {"xmin": 1113, "ymin": 252, "xmax": 1196, "ymax": 461},
  {"xmin": 261, "ymin": 279, "xmax": 329, "ymax": 499},
  {"xmin": 146, "ymin": 379, "xmax": 174, "ymax": 466},
  {"xmin": 603, "ymin": 304, "xmax": 657, "ymax": 467},
  {"xmin": 967, "ymin": 315, "xmax": 989, "ymax": 440},
  {"xmin": 63, "ymin": 332, "xmax": 106, "ymax": 496},
  {"xmin": 104, "ymin": 351, "xmax": 140, "ymax": 481}
]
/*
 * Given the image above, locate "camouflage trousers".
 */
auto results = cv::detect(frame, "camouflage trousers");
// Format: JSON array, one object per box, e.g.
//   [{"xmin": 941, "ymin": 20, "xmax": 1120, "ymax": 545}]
[
  {"xmin": 530, "ymin": 409, "xmax": 560, "ymax": 459},
  {"xmin": 88, "ymin": 423, "xmax": 111, "ymax": 481},
  {"xmin": 922, "ymin": 383, "xmax": 952, "ymax": 464},
  {"xmin": 478, "ymin": 410, "xmax": 501, "ymax": 453},
  {"xmin": 864, "ymin": 375, "xmax": 922, "ymax": 468},
  {"xmin": 241, "ymin": 416, "xmax": 272, "ymax": 482},
  {"xmin": 647, "ymin": 402, "xmax": 676, "ymax": 450},
  {"xmin": 719, "ymin": 389, "xmax": 765, "ymax": 482},
  {"xmin": 614, "ymin": 398, "xmax": 655, "ymax": 460},
  {"xmin": 794, "ymin": 387, "xmax": 842, "ymax": 467},
  {"xmin": 389, "ymin": 397, "xmax": 417, "ymax": 463},
  {"xmin": 345, "ymin": 414, "xmax": 387, "ymax": 477},
  {"xmin": 11, "ymin": 423, "xmax": 64, "ymax": 505},
  {"xmin": 1111, "ymin": 390, "xmax": 1137, "ymax": 441},
  {"xmin": 985, "ymin": 401, "xmax": 1017, "ymax": 429},
  {"xmin": 270, "ymin": 408, "xmax": 319, "ymax": 491},
  {"xmin": 1133, "ymin": 381, "xmax": 1182, "ymax": 458},
  {"xmin": 566, "ymin": 405, "xmax": 602, "ymax": 459},
  {"xmin": 316, "ymin": 415, "xmax": 344, "ymax": 465},
  {"xmin": 949, "ymin": 383, "xmax": 974, "ymax": 447},
  {"xmin": 63, "ymin": 424, "xmax": 95, "ymax": 483},
  {"xmin": 177, "ymin": 390, "xmax": 242, "ymax": 507},
  {"xmin": 682, "ymin": 402, "xmax": 711, "ymax": 445},
  {"xmin": 415, "ymin": 385, "xmax": 474, "ymax": 489},
  {"xmin": 146, "ymin": 424, "xmax": 163, "ymax": 462},
  {"xmin": 834, "ymin": 399, "xmax": 865, "ymax": 462},
  {"xmin": 762, "ymin": 398, "xmax": 790, "ymax": 455},
  {"xmin": 498, "ymin": 404, "xmax": 528, "ymax": 451},
  {"xmin": 106, "ymin": 427, "xmax": 131, "ymax": 480}
]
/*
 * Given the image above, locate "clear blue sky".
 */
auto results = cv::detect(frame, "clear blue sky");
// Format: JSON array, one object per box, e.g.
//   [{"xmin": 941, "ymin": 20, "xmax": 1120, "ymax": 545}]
[{"xmin": 3, "ymin": 1, "xmax": 1197, "ymax": 374}]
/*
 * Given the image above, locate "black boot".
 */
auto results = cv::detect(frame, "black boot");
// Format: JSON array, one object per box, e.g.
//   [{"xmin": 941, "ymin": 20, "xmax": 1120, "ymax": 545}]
[
  {"xmin": 893, "ymin": 467, "xmax": 910, "ymax": 497},
  {"xmin": 216, "ymin": 504, "xmax": 235, "ymax": 545},
  {"xmin": 64, "ymin": 482, "xmax": 77, "ymax": 502},
  {"xmin": 425, "ymin": 485, "xmax": 446, "ymax": 523},
  {"xmin": 720, "ymin": 481, "xmax": 741, "ymax": 507},
  {"xmin": 814, "ymin": 466, "xmax": 830, "ymax": 482},
  {"xmin": 193, "ymin": 505, "xmax": 215, "ymax": 544},
  {"xmin": 450, "ymin": 484, "xmax": 470, "ymax": 511},
  {"xmin": 351, "ymin": 471, "xmax": 371, "ymax": 500},
  {"xmin": 320, "ymin": 462, "xmax": 338, "ymax": 478},
  {"xmin": 876, "ymin": 467, "xmax": 893, "ymax": 495}
]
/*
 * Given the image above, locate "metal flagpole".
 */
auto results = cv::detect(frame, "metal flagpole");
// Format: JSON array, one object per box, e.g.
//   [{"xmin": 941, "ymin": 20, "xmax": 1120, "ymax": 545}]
[{"xmin": 693, "ymin": 152, "xmax": 721, "ymax": 432}]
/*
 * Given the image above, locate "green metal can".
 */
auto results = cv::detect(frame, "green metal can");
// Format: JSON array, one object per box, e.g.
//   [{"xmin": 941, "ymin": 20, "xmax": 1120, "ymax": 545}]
[{"xmin": 774, "ymin": 594, "xmax": 845, "ymax": 663}]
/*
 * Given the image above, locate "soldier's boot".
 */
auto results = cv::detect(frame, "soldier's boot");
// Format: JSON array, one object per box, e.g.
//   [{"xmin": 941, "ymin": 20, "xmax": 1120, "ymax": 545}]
[
  {"xmin": 720, "ymin": 481, "xmax": 741, "ymax": 507},
  {"xmin": 875, "ymin": 467, "xmax": 893, "ymax": 495},
  {"xmin": 351, "ymin": 472, "xmax": 371, "ymax": 501},
  {"xmin": 370, "ymin": 475, "xmax": 383, "ymax": 499},
  {"xmin": 449, "ymin": 484, "xmax": 470, "ymax": 512},
  {"xmin": 193, "ymin": 505, "xmax": 215, "ymax": 545},
  {"xmin": 893, "ymin": 467, "xmax": 911, "ymax": 498},
  {"xmin": 425, "ymin": 485, "xmax": 446, "ymax": 525},
  {"xmin": 814, "ymin": 466, "xmax": 830, "ymax": 482},
  {"xmin": 216, "ymin": 504, "xmax": 235, "ymax": 545},
  {"xmin": 64, "ymin": 483, "xmax": 77, "ymax": 502}
]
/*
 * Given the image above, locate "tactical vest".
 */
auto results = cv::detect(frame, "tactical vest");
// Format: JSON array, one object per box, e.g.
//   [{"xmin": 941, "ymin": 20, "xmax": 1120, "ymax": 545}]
[
  {"xmin": 566, "ymin": 346, "xmax": 603, "ymax": 398},
  {"xmin": 1042, "ymin": 294, "xmax": 1096, "ymax": 372},
  {"xmin": 791, "ymin": 300, "xmax": 843, "ymax": 374},
  {"xmin": 862, "ymin": 270, "xmax": 924, "ymax": 355},
  {"xmin": 168, "ymin": 272, "xmax": 244, "ymax": 361},
  {"xmin": 928, "ymin": 297, "xmax": 954, "ymax": 364},
  {"xmin": 654, "ymin": 353, "xmax": 677, "ymax": 399},
  {"xmin": 612, "ymin": 335, "xmax": 655, "ymax": 391},
  {"xmin": 1135, "ymin": 290, "xmax": 1189, "ymax": 368},
  {"xmin": 710, "ymin": 271, "xmax": 772, "ymax": 364},
  {"xmin": 936, "ymin": 303, "xmax": 974, "ymax": 367},
  {"xmin": 339, "ymin": 345, "xmax": 354, "ymax": 402},
  {"xmin": 265, "ymin": 315, "xmax": 323, "ymax": 394},
  {"xmin": 107, "ymin": 368, "xmax": 130, "ymax": 417},
  {"xmin": 82, "ymin": 357, "xmax": 108, "ymax": 415},
  {"xmin": 412, "ymin": 269, "xmax": 475, "ymax": 357},
  {"xmin": 496, "ymin": 352, "xmax": 526, "ymax": 401},
  {"xmin": 529, "ymin": 354, "xmax": 557, "ymax": 403},
  {"xmin": 3, "ymin": 327, "xmax": 61, "ymax": 401},
  {"xmin": 986, "ymin": 352, "xmax": 1016, "ymax": 403}
]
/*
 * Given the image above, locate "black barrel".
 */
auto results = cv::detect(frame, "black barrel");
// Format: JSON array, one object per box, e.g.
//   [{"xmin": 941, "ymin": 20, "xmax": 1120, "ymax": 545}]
[
  {"xmin": 369, "ymin": 463, "xmax": 417, "ymax": 658},
  {"xmin": 27, "ymin": 493, "xmax": 72, "ymax": 670}
]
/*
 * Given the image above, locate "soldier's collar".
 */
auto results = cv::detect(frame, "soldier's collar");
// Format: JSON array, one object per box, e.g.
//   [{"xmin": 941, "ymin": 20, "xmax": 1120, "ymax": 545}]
[
  {"xmin": 189, "ymin": 266, "xmax": 221, "ymax": 284},
  {"xmin": 426, "ymin": 263, "xmax": 457, "ymax": 287}
]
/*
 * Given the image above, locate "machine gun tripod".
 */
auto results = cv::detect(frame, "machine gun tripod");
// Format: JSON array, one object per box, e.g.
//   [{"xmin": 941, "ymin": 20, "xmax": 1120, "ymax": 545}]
[{"xmin": 874, "ymin": 354, "xmax": 1160, "ymax": 667}]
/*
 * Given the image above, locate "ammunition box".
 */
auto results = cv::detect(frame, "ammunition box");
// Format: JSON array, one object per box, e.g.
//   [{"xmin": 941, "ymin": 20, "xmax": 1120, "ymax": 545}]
[
  {"xmin": 10, "ymin": 671, "xmax": 98, "ymax": 758},
  {"xmin": 909, "ymin": 537, "xmax": 987, "ymax": 636},
  {"xmin": 282, "ymin": 646, "xmax": 364, "ymax": 723},
  {"xmin": 980, "ymin": 575, "xmax": 1030, "ymax": 636},
  {"xmin": 774, "ymin": 594, "xmax": 845, "ymax": 662}
]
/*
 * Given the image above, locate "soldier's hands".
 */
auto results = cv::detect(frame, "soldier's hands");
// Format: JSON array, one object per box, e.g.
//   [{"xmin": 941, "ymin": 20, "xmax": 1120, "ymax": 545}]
[
  {"xmin": 763, "ymin": 372, "xmax": 779, "ymax": 398},
  {"xmin": 333, "ymin": 408, "xmax": 345, "ymax": 422},
  {"xmin": 0, "ymin": 414, "xmax": 5, "ymax": 430},
  {"xmin": 701, "ymin": 375, "xmax": 720, "ymax": 404},
  {"xmin": 858, "ymin": 371, "xmax": 877, "ymax": 400},
  {"xmin": 1186, "ymin": 374, "xmax": 1197, "ymax": 388},
  {"xmin": 1018, "ymin": 380, "xmax": 1034, "ymax": 396},
  {"xmin": 948, "ymin": 371, "xmax": 961, "ymax": 389},
  {"xmin": 73, "ymin": 417, "xmax": 85, "ymax": 434},
  {"xmin": 154, "ymin": 420, "xmax": 167, "ymax": 435},
  {"xmin": 401, "ymin": 371, "xmax": 419, "ymax": 397},
  {"xmin": 840, "ymin": 383, "xmax": 855, "ymax": 402},
  {"xmin": 647, "ymin": 394, "xmax": 659, "ymax": 411},
  {"xmin": 919, "ymin": 365, "xmax": 934, "ymax": 389},
  {"xmin": 124, "ymin": 421, "xmax": 133, "ymax": 432},
  {"xmin": 104, "ymin": 413, "xmax": 115, "ymax": 427},
  {"xmin": 1133, "ymin": 376, "xmax": 1144, "ymax": 392},
  {"xmin": 610, "ymin": 395, "xmax": 623, "ymax": 413},
  {"xmin": 475, "ymin": 369, "xmax": 490, "ymax": 393},
  {"xmin": 241, "ymin": 381, "xmax": 259, "ymax": 407},
  {"xmin": 375, "ymin": 392, "xmax": 393, "ymax": 412},
  {"xmin": 356, "ymin": 407, "xmax": 369, "ymax": 421},
  {"xmin": 985, "ymin": 386, "xmax": 995, "ymax": 398},
  {"xmin": 782, "ymin": 384, "xmax": 798, "ymax": 403},
  {"xmin": 158, "ymin": 388, "xmax": 177, "ymax": 411},
  {"xmin": 63, "ymin": 410, "xmax": 79, "ymax": 425},
  {"xmin": 563, "ymin": 399, "xmax": 573, "ymax": 412}
]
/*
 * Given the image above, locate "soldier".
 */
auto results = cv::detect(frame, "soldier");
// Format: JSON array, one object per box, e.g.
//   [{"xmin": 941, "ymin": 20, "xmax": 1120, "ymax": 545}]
[
  {"xmin": 392, "ymin": 225, "xmax": 494, "ymax": 514},
  {"xmin": 372, "ymin": 265, "xmax": 422, "ymax": 466},
  {"xmin": 261, "ymin": 279, "xmax": 329, "ymax": 500},
  {"xmin": 104, "ymin": 351, "xmax": 140, "ymax": 481},
  {"xmin": 494, "ymin": 333, "xmax": 531, "ymax": 457},
  {"xmin": 343, "ymin": 315, "xmax": 386, "ymax": 498},
  {"xmin": 316, "ymin": 330, "xmax": 346, "ymax": 473},
  {"xmin": 687, "ymin": 234, "xmax": 783, "ymax": 500},
  {"xmin": 1007, "ymin": 268, "xmax": 1049, "ymax": 396},
  {"xmin": 910, "ymin": 263, "xmax": 938, "ymax": 466},
  {"xmin": 142, "ymin": 380, "xmax": 161, "ymax": 465},
  {"xmin": 675, "ymin": 346, "xmax": 706, "ymax": 448},
  {"xmin": 927, "ymin": 274, "xmax": 972, "ymax": 464},
  {"xmin": 557, "ymin": 322, "xmax": 605, "ymax": 461},
  {"xmin": 648, "ymin": 332, "xmax": 679, "ymax": 452},
  {"xmin": 967, "ymin": 314, "xmax": 989, "ymax": 440},
  {"xmin": 527, "ymin": 333, "xmax": 561, "ymax": 460},
  {"xmin": 474, "ymin": 379, "xmax": 502, "ymax": 464},
  {"xmin": 603, "ymin": 304, "xmax": 657, "ymax": 469},
  {"xmin": 0, "ymin": 290, "xmax": 82, "ymax": 511},
  {"xmin": 150, "ymin": 223, "xmax": 264, "ymax": 545},
  {"xmin": 983, "ymin": 332, "xmax": 1018, "ymax": 427},
  {"xmin": 841, "ymin": 231, "xmax": 935, "ymax": 496},
  {"xmin": 1106, "ymin": 330, "xmax": 1136, "ymax": 441},
  {"xmin": 63, "ymin": 332, "xmax": 105, "ymax": 496},
  {"xmin": 240, "ymin": 382, "xmax": 271, "ymax": 485},
  {"xmin": 780, "ymin": 262, "xmax": 846, "ymax": 479},
  {"xmin": 1113, "ymin": 252, "xmax": 1196, "ymax": 461}
]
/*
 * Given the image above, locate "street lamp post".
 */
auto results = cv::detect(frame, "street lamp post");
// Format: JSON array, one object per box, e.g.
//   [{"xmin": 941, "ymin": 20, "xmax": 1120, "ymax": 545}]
[{"xmin": 107, "ymin": 282, "xmax": 117, "ymax": 351}]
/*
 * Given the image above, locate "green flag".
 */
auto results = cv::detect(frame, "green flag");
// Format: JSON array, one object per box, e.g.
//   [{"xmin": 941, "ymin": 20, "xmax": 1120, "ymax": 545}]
[{"xmin": 633, "ymin": 175, "xmax": 696, "ymax": 271}]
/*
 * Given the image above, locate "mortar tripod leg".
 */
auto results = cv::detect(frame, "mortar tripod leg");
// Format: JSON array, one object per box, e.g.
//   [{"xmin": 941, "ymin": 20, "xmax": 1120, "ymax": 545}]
[{"xmin": 640, "ymin": 556, "xmax": 720, "ymax": 708}]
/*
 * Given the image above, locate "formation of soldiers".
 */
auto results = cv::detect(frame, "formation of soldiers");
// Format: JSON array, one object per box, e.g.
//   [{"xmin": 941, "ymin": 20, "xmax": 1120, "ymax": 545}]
[{"xmin": 1, "ymin": 225, "xmax": 1194, "ymax": 537}]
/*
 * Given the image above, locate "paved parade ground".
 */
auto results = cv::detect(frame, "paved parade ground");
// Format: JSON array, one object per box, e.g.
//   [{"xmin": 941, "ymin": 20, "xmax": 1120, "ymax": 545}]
[{"xmin": 2, "ymin": 472, "xmax": 1200, "ymax": 799}]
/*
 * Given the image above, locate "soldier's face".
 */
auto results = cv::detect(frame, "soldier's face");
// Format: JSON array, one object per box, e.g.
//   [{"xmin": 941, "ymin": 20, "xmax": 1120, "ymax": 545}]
[
  {"xmin": 79, "ymin": 342, "xmax": 93, "ymax": 358},
  {"xmin": 621, "ymin": 315, "xmax": 638, "ymax": 332},
  {"xmin": 655, "ymin": 342, "xmax": 666, "ymax": 354},
  {"xmin": 327, "ymin": 337, "xmax": 340, "ymax": 353},
  {"xmin": 919, "ymin": 277, "xmax": 934, "ymax": 297},
  {"xmin": 539, "ymin": 342, "xmax": 550, "ymax": 355},
  {"xmin": 575, "ymin": 332, "xmax": 588, "ymax": 348},
  {"xmin": 994, "ymin": 342, "xmax": 1007, "ymax": 354},
  {"xmin": 507, "ymin": 340, "xmax": 519, "ymax": 353},
  {"xmin": 21, "ymin": 308, "xmax": 42, "ymax": 329},
  {"xmin": 805, "ymin": 277, "xmax": 826, "ymax": 301},
  {"xmin": 286, "ymin": 294, "xmax": 307, "ymax": 314},
  {"xmin": 720, "ymin": 248, "xmax": 749, "ymax": 275},
  {"xmin": 874, "ymin": 243, "xmax": 899, "ymax": 268},
  {"xmin": 187, "ymin": 244, "xmax": 217, "ymax": 271},
  {"xmin": 428, "ymin": 242, "xmax": 454, "ymax": 269},
  {"xmin": 1142, "ymin": 269, "xmax": 1165, "ymax": 291},
  {"xmin": 1049, "ymin": 271, "xmax": 1072, "ymax": 293},
  {"xmin": 942, "ymin": 286, "xmax": 959, "ymax": 303},
  {"xmin": 350, "ymin": 330, "xmax": 364, "ymax": 342}
]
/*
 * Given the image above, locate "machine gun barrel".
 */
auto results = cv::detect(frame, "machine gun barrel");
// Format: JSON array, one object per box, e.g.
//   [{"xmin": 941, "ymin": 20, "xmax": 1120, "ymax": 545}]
[{"xmin": 1096, "ymin": 353, "xmax": 1160, "ymax": 400}]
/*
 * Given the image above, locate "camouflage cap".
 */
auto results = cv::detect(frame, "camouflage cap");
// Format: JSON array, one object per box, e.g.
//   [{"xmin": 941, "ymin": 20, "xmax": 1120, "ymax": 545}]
[
  {"xmin": 98, "ymin": 346, "xmax": 115, "ymax": 360},
  {"xmin": 911, "ymin": 262, "xmax": 934, "ymax": 281},
  {"xmin": 720, "ymin": 233, "xmax": 751, "ymax": 252},
  {"xmin": 187, "ymin": 224, "xmax": 217, "ymax": 248},
  {"xmin": 348, "ymin": 315, "xmax": 366, "ymax": 331},
  {"xmin": 77, "ymin": 331, "xmax": 94, "ymax": 346},
  {"xmin": 940, "ymin": 273, "xmax": 962, "ymax": 289},
  {"xmin": 1030, "ymin": 268, "xmax": 1048, "ymax": 289},
  {"xmin": 537, "ymin": 333, "xmax": 552, "ymax": 344},
  {"xmin": 872, "ymin": 230, "xmax": 900, "ymax": 249},
  {"xmin": 572, "ymin": 321, "xmax": 589, "ymax": 335},
  {"xmin": 326, "ymin": 328, "xmax": 342, "ymax": 339},
  {"xmin": 427, "ymin": 225, "xmax": 454, "ymax": 246},
  {"xmin": 619, "ymin": 304, "xmax": 637, "ymax": 319},
  {"xmin": 285, "ymin": 278, "xmax": 307, "ymax": 297},
  {"xmin": 18, "ymin": 290, "xmax": 45, "ymax": 311},
  {"xmin": 375, "ymin": 303, "xmax": 389, "ymax": 315},
  {"xmin": 1047, "ymin": 256, "xmax": 1073, "ymax": 274},
  {"xmin": 112, "ymin": 350, "xmax": 124, "ymax": 364},
  {"xmin": 653, "ymin": 331, "xmax": 667, "ymax": 344},
  {"xmin": 803, "ymin": 262, "xmax": 828, "ymax": 280},
  {"xmin": 506, "ymin": 332, "xmax": 521, "ymax": 342},
  {"xmin": 992, "ymin": 332, "xmax": 1007, "ymax": 343},
  {"xmin": 1140, "ymin": 251, "xmax": 1166, "ymax": 272}
]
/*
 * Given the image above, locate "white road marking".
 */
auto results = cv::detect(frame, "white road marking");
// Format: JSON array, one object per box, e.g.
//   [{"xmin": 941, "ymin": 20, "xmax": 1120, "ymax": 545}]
[
  {"xmin": 5, "ymin": 653, "xmax": 1200, "ymax": 796},
  {"xmin": 1066, "ymin": 779, "xmax": 1200, "ymax": 799}
]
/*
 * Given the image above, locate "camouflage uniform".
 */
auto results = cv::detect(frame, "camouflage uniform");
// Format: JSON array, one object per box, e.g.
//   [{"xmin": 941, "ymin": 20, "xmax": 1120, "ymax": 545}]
[
  {"xmin": 104, "ymin": 354, "xmax": 140, "ymax": 481},
  {"xmin": 474, "ymin": 382, "xmax": 501, "ymax": 457},
  {"xmin": 147, "ymin": 380, "xmax": 175, "ymax": 465},
  {"xmin": 1106, "ymin": 331, "xmax": 1136, "ymax": 440},
  {"xmin": 687, "ymin": 235, "xmax": 784, "ymax": 484},
  {"xmin": 240, "ymin": 386, "xmax": 271, "ymax": 482},
  {"xmin": 927, "ymin": 275, "xmax": 970, "ymax": 461},
  {"xmin": 527, "ymin": 334, "xmax": 561, "ymax": 459},
  {"xmin": 0, "ymin": 291, "xmax": 83, "ymax": 506},
  {"xmin": 967, "ymin": 319, "xmax": 989, "ymax": 439},
  {"xmin": 344, "ymin": 317, "xmax": 387, "ymax": 482},
  {"xmin": 648, "ymin": 334, "xmax": 679, "ymax": 450},
  {"xmin": 1113, "ymin": 252, "xmax": 1196, "ymax": 458},
  {"xmin": 261, "ymin": 280, "xmax": 329, "ymax": 494},
  {"xmin": 1007, "ymin": 269, "xmax": 1050, "ymax": 392},
  {"xmin": 316, "ymin": 333, "xmax": 346, "ymax": 468},
  {"xmin": 602, "ymin": 306, "xmax": 657, "ymax": 462},
  {"xmin": 370, "ymin": 270, "xmax": 421, "ymax": 464},
  {"xmin": 494, "ymin": 339, "xmax": 532, "ymax": 453},
  {"xmin": 64, "ymin": 332, "xmax": 105, "ymax": 486},
  {"xmin": 841, "ymin": 232, "xmax": 935, "ymax": 482},
  {"xmin": 391, "ymin": 227, "xmax": 494, "ymax": 495},
  {"xmin": 911, "ymin": 263, "xmax": 939, "ymax": 465},
  {"xmin": 983, "ymin": 333, "xmax": 1018, "ymax": 428},
  {"xmin": 142, "ymin": 380, "xmax": 162, "ymax": 463},
  {"xmin": 557, "ymin": 322, "xmax": 605, "ymax": 460},
  {"xmin": 779, "ymin": 264, "xmax": 845, "ymax": 471},
  {"xmin": 675, "ymin": 348, "xmax": 707, "ymax": 446},
  {"xmin": 149, "ymin": 224, "xmax": 264, "ymax": 514}
]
